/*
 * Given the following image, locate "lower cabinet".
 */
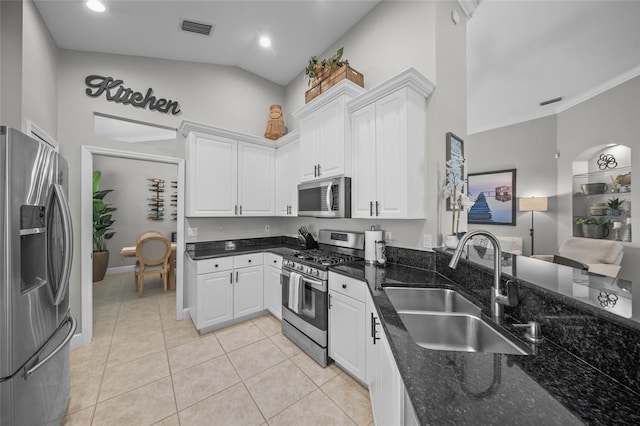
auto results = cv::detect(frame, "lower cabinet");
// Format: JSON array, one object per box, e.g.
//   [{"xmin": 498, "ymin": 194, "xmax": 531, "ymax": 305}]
[
  {"xmin": 187, "ymin": 253, "xmax": 264, "ymax": 331},
  {"xmin": 263, "ymin": 253, "xmax": 283, "ymax": 319},
  {"xmin": 366, "ymin": 289, "xmax": 418, "ymax": 426}
]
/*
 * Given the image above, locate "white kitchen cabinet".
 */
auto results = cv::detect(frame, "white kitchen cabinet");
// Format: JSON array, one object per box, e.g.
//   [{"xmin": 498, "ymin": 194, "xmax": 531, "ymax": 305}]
[
  {"xmin": 349, "ymin": 69, "xmax": 434, "ymax": 219},
  {"xmin": 263, "ymin": 253, "xmax": 283, "ymax": 319},
  {"xmin": 187, "ymin": 253, "xmax": 264, "ymax": 331},
  {"xmin": 328, "ymin": 272, "xmax": 366, "ymax": 383},
  {"xmin": 185, "ymin": 130, "xmax": 275, "ymax": 217},
  {"xmin": 366, "ymin": 291, "xmax": 407, "ymax": 426},
  {"xmin": 293, "ymin": 80, "xmax": 366, "ymax": 183},
  {"xmin": 275, "ymin": 137, "xmax": 300, "ymax": 216}
]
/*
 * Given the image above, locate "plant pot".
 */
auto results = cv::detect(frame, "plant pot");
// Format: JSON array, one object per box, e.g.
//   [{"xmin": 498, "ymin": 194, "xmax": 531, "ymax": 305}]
[
  {"xmin": 444, "ymin": 235, "xmax": 459, "ymax": 249},
  {"xmin": 93, "ymin": 250, "xmax": 109, "ymax": 282},
  {"xmin": 581, "ymin": 224, "xmax": 609, "ymax": 239}
]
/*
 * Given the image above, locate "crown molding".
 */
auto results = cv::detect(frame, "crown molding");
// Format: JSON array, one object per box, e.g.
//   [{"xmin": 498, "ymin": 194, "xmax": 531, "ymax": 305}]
[
  {"xmin": 292, "ymin": 79, "xmax": 367, "ymax": 120},
  {"xmin": 457, "ymin": 0, "xmax": 482, "ymax": 18}
]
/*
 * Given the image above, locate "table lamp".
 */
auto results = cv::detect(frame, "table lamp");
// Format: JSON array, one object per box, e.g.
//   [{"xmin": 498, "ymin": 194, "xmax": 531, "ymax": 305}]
[{"xmin": 519, "ymin": 196, "xmax": 548, "ymax": 255}]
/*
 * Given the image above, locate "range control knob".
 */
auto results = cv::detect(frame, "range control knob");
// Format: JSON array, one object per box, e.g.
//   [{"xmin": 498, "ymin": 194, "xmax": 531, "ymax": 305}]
[
  {"xmin": 297, "ymin": 264, "xmax": 303, "ymax": 271},
  {"xmin": 314, "ymin": 270, "xmax": 320, "ymax": 277}
]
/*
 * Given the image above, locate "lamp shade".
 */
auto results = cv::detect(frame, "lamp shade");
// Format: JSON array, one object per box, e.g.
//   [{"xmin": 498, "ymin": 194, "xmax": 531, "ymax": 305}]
[{"xmin": 519, "ymin": 196, "xmax": 548, "ymax": 212}]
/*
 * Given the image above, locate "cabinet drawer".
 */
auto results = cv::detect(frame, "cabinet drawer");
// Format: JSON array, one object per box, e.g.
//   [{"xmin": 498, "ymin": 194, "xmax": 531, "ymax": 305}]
[
  {"xmin": 196, "ymin": 256, "xmax": 233, "ymax": 274},
  {"xmin": 233, "ymin": 253, "xmax": 264, "ymax": 268},
  {"xmin": 329, "ymin": 272, "xmax": 366, "ymax": 302},
  {"xmin": 264, "ymin": 252, "xmax": 283, "ymax": 269}
]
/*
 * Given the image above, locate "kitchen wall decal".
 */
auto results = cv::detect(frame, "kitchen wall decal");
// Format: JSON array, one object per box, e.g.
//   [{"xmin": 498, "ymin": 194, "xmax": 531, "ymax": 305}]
[
  {"xmin": 467, "ymin": 169, "xmax": 517, "ymax": 226},
  {"xmin": 85, "ymin": 75, "xmax": 181, "ymax": 115}
]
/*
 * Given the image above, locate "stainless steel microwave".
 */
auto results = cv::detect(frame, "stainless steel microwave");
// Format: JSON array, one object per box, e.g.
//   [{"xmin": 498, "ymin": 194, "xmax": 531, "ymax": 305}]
[{"xmin": 298, "ymin": 177, "xmax": 351, "ymax": 218}]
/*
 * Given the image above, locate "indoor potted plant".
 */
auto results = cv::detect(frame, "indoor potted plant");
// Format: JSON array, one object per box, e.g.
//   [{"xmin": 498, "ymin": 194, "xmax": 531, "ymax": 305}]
[
  {"xmin": 607, "ymin": 197, "xmax": 625, "ymax": 216},
  {"xmin": 304, "ymin": 47, "xmax": 348, "ymax": 86},
  {"xmin": 575, "ymin": 216, "xmax": 609, "ymax": 239},
  {"xmin": 93, "ymin": 170, "xmax": 117, "ymax": 282}
]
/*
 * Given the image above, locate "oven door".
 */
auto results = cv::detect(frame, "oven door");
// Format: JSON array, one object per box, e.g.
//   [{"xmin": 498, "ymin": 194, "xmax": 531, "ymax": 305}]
[{"xmin": 281, "ymin": 268, "xmax": 327, "ymax": 332}]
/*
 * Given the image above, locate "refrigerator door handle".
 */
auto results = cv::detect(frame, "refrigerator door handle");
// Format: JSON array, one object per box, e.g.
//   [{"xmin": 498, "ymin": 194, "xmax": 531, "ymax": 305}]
[
  {"xmin": 24, "ymin": 315, "xmax": 76, "ymax": 379},
  {"xmin": 49, "ymin": 183, "xmax": 74, "ymax": 306}
]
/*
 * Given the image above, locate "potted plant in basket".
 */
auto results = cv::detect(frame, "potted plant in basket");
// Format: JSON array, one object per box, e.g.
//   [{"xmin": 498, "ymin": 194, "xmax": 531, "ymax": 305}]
[
  {"xmin": 442, "ymin": 156, "xmax": 472, "ymax": 248},
  {"xmin": 93, "ymin": 170, "xmax": 117, "ymax": 282},
  {"xmin": 304, "ymin": 47, "xmax": 349, "ymax": 86},
  {"xmin": 575, "ymin": 216, "xmax": 609, "ymax": 239}
]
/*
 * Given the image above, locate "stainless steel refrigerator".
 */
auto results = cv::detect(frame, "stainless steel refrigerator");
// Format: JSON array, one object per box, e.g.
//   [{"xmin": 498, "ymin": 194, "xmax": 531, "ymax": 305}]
[{"xmin": 0, "ymin": 127, "xmax": 76, "ymax": 425}]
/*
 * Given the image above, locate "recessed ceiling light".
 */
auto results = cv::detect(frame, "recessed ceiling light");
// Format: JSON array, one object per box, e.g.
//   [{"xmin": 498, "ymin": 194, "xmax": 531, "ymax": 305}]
[
  {"xmin": 86, "ymin": 0, "xmax": 106, "ymax": 13},
  {"xmin": 259, "ymin": 36, "xmax": 271, "ymax": 48}
]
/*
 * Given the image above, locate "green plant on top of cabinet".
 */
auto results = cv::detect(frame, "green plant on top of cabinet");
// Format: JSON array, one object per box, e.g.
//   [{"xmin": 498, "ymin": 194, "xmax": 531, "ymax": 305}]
[
  {"xmin": 185, "ymin": 131, "xmax": 276, "ymax": 217},
  {"xmin": 349, "ymin": 69, "xmax": 434, "ymax": 219}
]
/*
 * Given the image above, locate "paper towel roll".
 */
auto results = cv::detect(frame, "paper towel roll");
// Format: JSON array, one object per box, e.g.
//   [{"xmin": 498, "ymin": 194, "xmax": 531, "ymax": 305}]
[{"xmin": 365, "ymin": 230, "xmax": 383, "ymax": 263}]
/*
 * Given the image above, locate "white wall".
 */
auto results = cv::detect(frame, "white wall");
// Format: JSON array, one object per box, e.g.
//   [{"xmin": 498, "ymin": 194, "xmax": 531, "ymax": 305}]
[
  {"xmin": 278, "ymin": 0, "xmax": 467, "ymax": 251},
  {"xmin": 1, "ymin": 0, "xmax": 24, "ymax": 129},
  {"xmin": 57, "ymin": 50, "xmax": 285, "ymax": 334},
  {"xmin": 93, "ymin": 156, "xmax": 178, "ymax": 268},
  {"xmin": 466, "ymin": 115, "xmax": 559, "ymax": 256}
]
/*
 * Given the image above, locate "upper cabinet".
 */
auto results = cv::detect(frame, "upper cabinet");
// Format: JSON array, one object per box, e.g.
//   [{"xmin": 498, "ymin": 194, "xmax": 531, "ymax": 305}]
[
  {"xmin": 293, "ymin": 80, "xmax": 366, "ymax": 182},
  {"xmin": 275, "ymin": 131, "xmax": 300, "ymax": 216},
  {"xmin": 183, "ymin": 123, "xmax": 276, "ymax": 217},
  {"xmin": 348, "ymin": 69, "xmax": 435, "ymax": 219}
]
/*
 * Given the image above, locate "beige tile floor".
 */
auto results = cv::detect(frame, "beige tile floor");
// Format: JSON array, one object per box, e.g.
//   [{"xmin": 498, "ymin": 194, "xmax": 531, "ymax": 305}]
[{"xmin": 64, "ymin": 272, "xmax": 373, "ymax": 425}]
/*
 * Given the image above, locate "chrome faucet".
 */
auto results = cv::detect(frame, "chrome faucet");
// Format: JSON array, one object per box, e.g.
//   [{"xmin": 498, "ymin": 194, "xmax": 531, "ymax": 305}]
[{"xmin": 448, "ymin": 230, "xmax": 517, "ymax": 323}]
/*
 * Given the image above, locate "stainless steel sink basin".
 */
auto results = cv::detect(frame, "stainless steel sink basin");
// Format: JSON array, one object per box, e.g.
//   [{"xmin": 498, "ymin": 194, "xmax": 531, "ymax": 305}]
[
  {"xmin": 398, "ymin": 312, "xmax": 530, "ymax": 355},
  {"xmin": 385, "ymin": 287, "xmax": 481, "ymax": 317}
]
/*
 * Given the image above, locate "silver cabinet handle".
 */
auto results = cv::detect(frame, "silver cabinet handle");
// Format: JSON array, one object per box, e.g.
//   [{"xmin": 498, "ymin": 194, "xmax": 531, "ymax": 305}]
[
  {"xmin": 375, "ymin": 201, "xmax": 380, "ymax": 216},
  {"xmin": 371, "ymin": 313, "xmax": 380, "ymax": 344},
  {"xmin": 230, "ymin": 272, "xmax": 233, "ymax": 284},
  {"xmin": 235, "ymin": 271, "xmax": 239, "ymax": 282},
  {"xmin": 317, "ymin": 164, "xmax": 321, "ymax": 176},
  {"xmin": 239, "ymin": 205, "xmax": 242, "ymax": 215},
  {"xmin": 314, "ymin": 165, "xmax": 318, "ymax": 177},
  {"xmin": 234, "ymin": 205, "xmax": 238, "ymax": 215},
  {"xmin": 370, "ymin": 201, "xmax": 373, "ymax": 217}
]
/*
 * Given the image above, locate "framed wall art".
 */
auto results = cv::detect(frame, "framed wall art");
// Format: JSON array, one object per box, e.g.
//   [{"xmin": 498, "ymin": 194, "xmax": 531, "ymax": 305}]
[
  {"xmin": 445, "ymin": 132, "xmax": 464, "ymax": 211},
  {"xmin": 467, "ymin": 169, "xmax": 517, "ymax": 225}
]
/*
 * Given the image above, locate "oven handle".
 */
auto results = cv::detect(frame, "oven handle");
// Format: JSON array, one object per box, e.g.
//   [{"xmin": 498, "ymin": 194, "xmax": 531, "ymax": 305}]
[{"xmin": 281, "ymin": 268, "xmax": 326, "ymax": 291}]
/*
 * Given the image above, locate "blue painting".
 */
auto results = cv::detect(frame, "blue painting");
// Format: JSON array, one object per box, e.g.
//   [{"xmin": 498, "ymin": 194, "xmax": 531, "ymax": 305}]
[{"xmin": 467, "ymin": 169, "xmax": 517, "ymax": 225}]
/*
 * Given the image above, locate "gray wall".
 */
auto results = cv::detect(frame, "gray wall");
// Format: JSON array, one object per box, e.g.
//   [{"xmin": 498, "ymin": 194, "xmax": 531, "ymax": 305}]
[
  {"xmin": 556, "ymin": 76, "xmax": 640, "ymax": 280},
  {"xmin": 466, "ymin": 115, "xmax": 559, "ymax": 256},
  {"xmin": 93, "ymin": 156, "xmax": 178, "ymax": 269}
]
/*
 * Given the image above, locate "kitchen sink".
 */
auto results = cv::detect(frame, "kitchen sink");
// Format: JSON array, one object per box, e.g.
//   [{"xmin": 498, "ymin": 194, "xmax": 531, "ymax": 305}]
[
  {"xmin": 384, "ymin": 287, "xmax": 482, "ymax": 317},
  {"xmin": 398, "ymin": 312, "xmax": 530, "ymax": 355}
]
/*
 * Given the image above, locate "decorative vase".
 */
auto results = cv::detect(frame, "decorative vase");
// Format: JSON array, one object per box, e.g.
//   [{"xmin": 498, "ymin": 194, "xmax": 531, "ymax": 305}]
[
  {"xmin": 444, "ymin": 235, "xmax": 459, "ymax": 249},
  {"xmin": 93, "ymin": 250, "xmax": 109, "ymax": 282}
]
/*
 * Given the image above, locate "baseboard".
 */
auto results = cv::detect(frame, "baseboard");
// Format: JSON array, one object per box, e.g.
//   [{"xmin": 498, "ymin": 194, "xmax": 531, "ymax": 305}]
[{"xmin": 107, "ymin": 265, "xmax": 135, "ymax": 275}]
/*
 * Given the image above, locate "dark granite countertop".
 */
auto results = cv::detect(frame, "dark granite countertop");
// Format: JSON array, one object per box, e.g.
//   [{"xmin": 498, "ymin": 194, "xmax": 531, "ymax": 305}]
[
  {"xmin": 186, "ymin": 241, "xmax": 302, "ymax": 260},
  {"xmin": 330, "ymin": 261, "xmax": 640, "ymax": 426}
]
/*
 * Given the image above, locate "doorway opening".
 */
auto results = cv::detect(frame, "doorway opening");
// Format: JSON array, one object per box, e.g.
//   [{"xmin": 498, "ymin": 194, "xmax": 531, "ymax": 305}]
[{"xmin": 79, "ymin": 145, "xmax": 185, "ymax": 347}]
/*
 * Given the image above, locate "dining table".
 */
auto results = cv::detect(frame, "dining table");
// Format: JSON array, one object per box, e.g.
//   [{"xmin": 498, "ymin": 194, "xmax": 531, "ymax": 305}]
[{"xmin": 119, "ymin": 242, "xmax": 177, "ymax": 290}]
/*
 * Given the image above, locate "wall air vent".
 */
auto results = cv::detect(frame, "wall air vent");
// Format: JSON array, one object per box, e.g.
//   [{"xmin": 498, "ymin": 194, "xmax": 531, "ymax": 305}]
[
  {"xmin": 179, "ymin": 19, "xmax": 214, "ymax": 36},
  {"xmin": 540, "ymin": 97, "xmax": 563, "ymax": 106}
]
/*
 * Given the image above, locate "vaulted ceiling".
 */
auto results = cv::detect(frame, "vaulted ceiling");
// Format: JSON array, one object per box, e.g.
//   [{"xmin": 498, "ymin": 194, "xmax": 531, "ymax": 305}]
[{"xmin": 35, "ymin": 0, "xmax": 640, "ymax": 133}]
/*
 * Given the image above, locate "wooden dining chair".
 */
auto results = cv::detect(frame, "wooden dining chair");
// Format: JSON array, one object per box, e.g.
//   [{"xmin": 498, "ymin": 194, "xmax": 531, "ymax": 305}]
[{"xmin": 134, "ymin": 234, "xmax": 171, "ymax": 297}]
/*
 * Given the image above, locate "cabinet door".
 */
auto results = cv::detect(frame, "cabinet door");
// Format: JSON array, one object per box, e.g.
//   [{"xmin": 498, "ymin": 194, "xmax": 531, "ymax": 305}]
[
  {"xmin": 316, "ymin": 99, "xmax": 346, "ymax": 179},
  {"xmin": 197, "ymin": 270, "xmax": 234, "ymax": 329},
  {"xmin": 263, "ymin": 265, "xmax": 282, "ymax": 319},
  {"xmin": 351, "ymin": 104, "xmax": 377, "ymax": 218},
  {"xmin": 365, "ymin": 292, "xmax": 380, "ymax": 388},
  {"xmin": 375, "ymin": 89, "xmax": 408, "ymax": 219},
  {"xmin": 237, "ymin": 142, "xmax": 276, "ymax": 216},
  {"xmin": 300, "ymin": 115, "xmax": 320, "ymax": 182},
  {"xmin": 276, "ymin": 139, "xmax": 300, "ymax": 216},
  {"xmin": 328, "ymin": 290, "xmax": 366, "ymax": 382},
  {"xmin": 234, "ymin": 265, "xmax": 264, "ymax": 317},
  {"xmin": 187, "ymin": 134, "xmax": 237, "ymax": 216},
  {"xmin": 376, "ymin": 329, "xmax": 403, "ymax": 425}
]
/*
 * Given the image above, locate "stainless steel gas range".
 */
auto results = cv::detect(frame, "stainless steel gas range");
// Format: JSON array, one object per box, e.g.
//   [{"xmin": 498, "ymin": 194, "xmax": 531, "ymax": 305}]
[{"xmin": 281, "ymin": 229, "xmax": 365, "ymax": 366}]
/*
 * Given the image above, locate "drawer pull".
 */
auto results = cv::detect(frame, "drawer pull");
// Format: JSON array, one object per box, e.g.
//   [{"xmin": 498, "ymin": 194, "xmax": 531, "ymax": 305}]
[
  {"xmin": 342, "ymin": 284, "xmax": 347, "ymax": 289},
  {"xmin": 248, "ymin": 259, "xmax": 252, "ymax": 263},
  {"xmin": 215, "ymin": 264, "xmax": 218, "ymax": 268}
]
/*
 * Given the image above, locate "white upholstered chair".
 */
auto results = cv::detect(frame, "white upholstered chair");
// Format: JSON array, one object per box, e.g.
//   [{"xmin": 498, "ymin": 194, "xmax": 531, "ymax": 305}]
[{"xmin": 532, "ymin": 237, "xmax": 624, "ymax": 278}]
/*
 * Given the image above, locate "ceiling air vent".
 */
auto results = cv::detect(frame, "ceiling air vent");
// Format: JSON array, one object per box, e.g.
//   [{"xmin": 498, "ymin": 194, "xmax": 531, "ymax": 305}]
[
  {"xmin": 540, "ymin": 97, "xmax": 563, "ymax": 106},
  {"xmin": 179, "ymin": 19, "xmax": 214, "ymax": 36}
]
